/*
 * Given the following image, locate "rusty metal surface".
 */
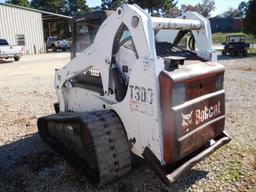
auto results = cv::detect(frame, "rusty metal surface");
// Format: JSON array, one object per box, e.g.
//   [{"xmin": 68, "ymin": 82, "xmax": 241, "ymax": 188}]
[
  {"xmin": 143, "ymin": 132, "xmax": 230, "ymax": 186},
  {"xmin": 142, "ymin": 147, "xmax": 171, "ymax": 186},
  {"xmin": 159, "ymin": 72, "xmax": 177, "ymax": 163},
  {"xmin": 174, "ymin": 91, "xmax": 225, "ymax": 137},
  {"xmin": 169, "ymin": 63, "xmax": 225, "ymax": 83},
  {"xmin": 166, "ymin": 132, "xmax": 231, "ymax": 183},
  {"xmin": 183, "ymin": 73, "xmax": 224, "ymax": 101},
  {"xmin": 151, "ymin": 17, "xmax": 202, "ymax": 30},
  {"xmin": 159, "ymin": 64, "xmax": 226, "ymax": 164}
]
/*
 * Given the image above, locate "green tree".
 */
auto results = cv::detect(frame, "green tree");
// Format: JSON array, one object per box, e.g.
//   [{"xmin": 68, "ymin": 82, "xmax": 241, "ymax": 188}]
[
  {"xmin": 101, "ymin": 0, "xmax": 127, "ymax": 10},
  {"xmin": 101, "ymin": 0, "xmax": 177, "ymax": 16},
  {"xmin": 31, "ymin": 0, "xmax": 66, "ymax": 13},
  {"xmin": 168, "ymin": 0, "xmax": 215, "ymax": 17},
  {"xmin": 180, "ymin": 4, "xmax": 199, "ymax": 13},
  {"xmin": 132, "ymin": 0, "xmax": 177, "ymax": 16},
  {"xmin": 179, "ymin": 0, "xmax": 215, "ymax": 18},
  {"xmin": 31, "ymin": 0, "xmax": 90, "ymax": 38},
  {"xmin": 196, "ymin": 0, "xmax": 215, "ymax": 18},
  {"xmin": 31, "ymin": 0, "xmax": 89, "ymax": 16},
  {"xmin": 31, "ymin": 0, "xmax": 69, "ymax": 39},
  {"xmin": 242, "ymin": 0, "xmax": 256, "ymax": 36},
  {"xmin": 165, "ymin": 6, "xmax": 182, "ymax": 17},
  {"xmin": 223, "ymin": 8, "xmax": 241, "ymax": 18},
  {"xmin": 65, "ymin": 0, "xmax": 90, "ymax": 16},
  {"xmin": 5, "ymin": 0, "xmax": 30, "ymax": 7},
  {"xmin": 239, "ymin": 1, "xmax": 248, "ymax": 17}
]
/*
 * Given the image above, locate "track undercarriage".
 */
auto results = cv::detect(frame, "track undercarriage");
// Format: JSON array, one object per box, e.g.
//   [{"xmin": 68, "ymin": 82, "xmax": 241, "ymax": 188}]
[{"xmin": 38, "ymin": 110, "xmax": 131, "ymax": 186}]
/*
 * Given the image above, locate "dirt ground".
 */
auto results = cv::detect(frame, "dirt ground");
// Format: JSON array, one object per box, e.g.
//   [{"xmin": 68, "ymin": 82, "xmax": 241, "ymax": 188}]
[{"xmin": 0, "ymin": 53, "xmax": 255, "ymax": 192}]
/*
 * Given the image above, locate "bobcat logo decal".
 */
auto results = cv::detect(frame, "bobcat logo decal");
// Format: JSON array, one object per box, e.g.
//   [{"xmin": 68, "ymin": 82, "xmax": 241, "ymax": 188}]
[{"xmin": 181, "ymin": 111, "xmax": 193, "ymax": 127}]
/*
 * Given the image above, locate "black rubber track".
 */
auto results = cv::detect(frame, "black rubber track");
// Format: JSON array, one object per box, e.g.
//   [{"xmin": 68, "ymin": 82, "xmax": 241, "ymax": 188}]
[{"xmin": 37, "ymin": 110, "xmax": 132, "ymax": 186}]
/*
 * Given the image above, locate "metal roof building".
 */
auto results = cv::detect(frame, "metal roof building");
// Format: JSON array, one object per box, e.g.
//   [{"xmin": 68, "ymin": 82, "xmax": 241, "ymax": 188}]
[{"xmin": 0, "ymin": 3, "xmax": 72, "ymax": 54}]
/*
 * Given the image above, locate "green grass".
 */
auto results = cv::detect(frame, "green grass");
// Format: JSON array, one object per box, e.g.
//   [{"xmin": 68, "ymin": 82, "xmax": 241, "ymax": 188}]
[
  {"xmin": 248, "ymin": 48, "xmax": 256, "ymax": 54},
  {"xmin": 210, "ymin": 143, "xmax": 256, "ymax": 191},
  {"xmin": 212, "ymin": 32, "xmax": 256, "ymax": 44}
]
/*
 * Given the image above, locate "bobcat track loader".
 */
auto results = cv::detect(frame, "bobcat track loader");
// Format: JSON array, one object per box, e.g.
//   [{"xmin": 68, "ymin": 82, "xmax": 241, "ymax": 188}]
[{"xmin": 38, "ymin": 4, "xmax": 231, "ymax": 186}]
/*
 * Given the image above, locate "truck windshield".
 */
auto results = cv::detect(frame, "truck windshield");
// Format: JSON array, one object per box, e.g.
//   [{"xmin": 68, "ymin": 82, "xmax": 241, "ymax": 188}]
[
  {"xmin": 49, "ymin": 37, "xmax": 58, "ymax": 41},
  {"xmin": 227, "ymin": 36, "xmax": 245, "ymax": 43},
  {"xmin": 0, "ymin": 39, "xmax": 9, "ymax": 45}
]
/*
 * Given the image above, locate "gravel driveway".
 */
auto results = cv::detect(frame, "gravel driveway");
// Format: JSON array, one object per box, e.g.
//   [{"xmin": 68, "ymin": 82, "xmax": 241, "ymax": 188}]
[{"xmin": 0, "ymin": 53, "xmax": 255, "ymax": 192}]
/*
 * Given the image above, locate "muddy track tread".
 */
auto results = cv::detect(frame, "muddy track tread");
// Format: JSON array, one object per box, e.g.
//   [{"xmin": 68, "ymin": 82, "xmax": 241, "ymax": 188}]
[
  {"xmin": 37, "ymin": 110, "xmax": 131, "ymax": 186},
  {"xmin": 81, "ymin": 111, "xmax": 131, "ymax": 185}
]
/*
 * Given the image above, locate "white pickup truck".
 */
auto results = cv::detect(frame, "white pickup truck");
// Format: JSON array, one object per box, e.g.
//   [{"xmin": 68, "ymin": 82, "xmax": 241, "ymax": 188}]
[
  {"xmin": 0, "ymin": 39, "xmax": 24, "ymax": 61},
  {"xmin": 46, "ymin": 37, "xmax": 70, "ymax": 52}
]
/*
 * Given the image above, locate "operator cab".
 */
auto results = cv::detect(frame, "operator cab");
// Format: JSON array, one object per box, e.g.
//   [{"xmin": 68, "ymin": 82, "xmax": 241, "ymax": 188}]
[
  {"xmin": 70, "ymin": 11, "xmax": 113, "ymax": 94},
  {"xmin": 71, "ymin": 10, "xmax": 113, "ymax": 59},
  {"xmin": 70, "ymin": 11, "xmax": 137, "ymax": 102}
]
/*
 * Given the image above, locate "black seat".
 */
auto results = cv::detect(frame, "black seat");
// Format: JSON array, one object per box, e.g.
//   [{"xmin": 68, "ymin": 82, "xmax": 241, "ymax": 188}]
[{"xmin": 71, "ymin": 74, "xmax": 103, "ymax": 93}]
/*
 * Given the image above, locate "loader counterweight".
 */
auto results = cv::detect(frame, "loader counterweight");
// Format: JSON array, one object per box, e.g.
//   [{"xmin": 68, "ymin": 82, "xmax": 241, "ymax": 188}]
[{"xmin": 160, "ymin": 65, "xmax": 226, "ymax": 163}]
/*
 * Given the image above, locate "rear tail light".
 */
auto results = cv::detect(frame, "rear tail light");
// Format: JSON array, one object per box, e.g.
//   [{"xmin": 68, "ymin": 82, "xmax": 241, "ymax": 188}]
[{"xmin": 215, "ymin": 75, "xmax": 224, "ymax": 90}]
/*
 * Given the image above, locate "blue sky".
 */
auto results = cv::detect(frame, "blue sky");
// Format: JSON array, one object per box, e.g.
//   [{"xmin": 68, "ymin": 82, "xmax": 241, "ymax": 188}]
[{"xmin": 0, "ymin": 0, "xmax": 248, "ymax": 17}]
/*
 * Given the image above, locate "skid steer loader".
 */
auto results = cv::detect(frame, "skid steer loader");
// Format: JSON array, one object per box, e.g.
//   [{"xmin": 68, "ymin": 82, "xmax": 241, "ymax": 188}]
[{"xmin": 38, "ymin": 4, "xmax": 231, "ymax": 186}]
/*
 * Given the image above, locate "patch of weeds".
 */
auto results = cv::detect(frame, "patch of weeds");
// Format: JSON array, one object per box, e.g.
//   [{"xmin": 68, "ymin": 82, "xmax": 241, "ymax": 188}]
[
  {"xmin": 218, "ymin": 160, "xmax": 249, "ymax": 183},
  {"xmin": 245, "ymin": 147, "xmax": 256, "ymax": 169},
  {"xmin": 215, "ymin": 142, "xmax": 256, "ymax": 189}
]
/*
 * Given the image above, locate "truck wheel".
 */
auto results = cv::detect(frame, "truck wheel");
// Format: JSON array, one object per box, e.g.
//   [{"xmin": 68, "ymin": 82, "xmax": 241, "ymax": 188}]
[
  {"xmin": 14, "ymin": 57, "xmax": 20, "ymax": 61},
  {"xmin": 52, "ymin": 45, "xmax": 57, "ymax": 52},
  {"xmin": 222, "ymin": 50, "xmax": 226, "ymax": 56}
]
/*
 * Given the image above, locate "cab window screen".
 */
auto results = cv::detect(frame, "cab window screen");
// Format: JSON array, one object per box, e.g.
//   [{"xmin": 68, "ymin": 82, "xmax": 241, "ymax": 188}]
[{"xmin": 74, "ymin": 19, "xmax": 101, "ymax": 56}]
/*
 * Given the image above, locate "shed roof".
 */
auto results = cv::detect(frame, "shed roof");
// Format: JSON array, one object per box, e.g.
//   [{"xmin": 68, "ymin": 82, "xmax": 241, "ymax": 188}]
[{"xmin": 0, "ymin": 3, "xmax": 72, "ymax": 20}]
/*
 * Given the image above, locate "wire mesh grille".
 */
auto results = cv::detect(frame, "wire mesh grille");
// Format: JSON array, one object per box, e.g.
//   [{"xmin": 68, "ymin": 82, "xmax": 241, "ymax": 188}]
[{"xmin": 85, "ymin": 66, "xmax": 100, "ymax": 77}]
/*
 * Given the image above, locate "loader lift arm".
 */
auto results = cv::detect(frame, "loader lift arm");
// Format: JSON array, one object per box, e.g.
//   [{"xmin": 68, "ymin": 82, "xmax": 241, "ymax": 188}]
[
  {"xmin": 55, "ymin": 4, "xmax": 214, "ymax": 112},
  {"xmin": 55, "ymin": 5, "xmax": 156, "ymax": 112}
]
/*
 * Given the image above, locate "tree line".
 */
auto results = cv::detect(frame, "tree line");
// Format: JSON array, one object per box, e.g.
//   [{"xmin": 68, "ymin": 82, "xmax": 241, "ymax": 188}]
[
  {"xmin": 5, "ymin": 0, "xmax": 89, "ymax": 16},
  {"xmin": 5, "ymin": 0, "xmax": 256, "ymax": 37},
  {"xmin": 4, "ymin": 0, "xmax": 216, "ymax": 17}
]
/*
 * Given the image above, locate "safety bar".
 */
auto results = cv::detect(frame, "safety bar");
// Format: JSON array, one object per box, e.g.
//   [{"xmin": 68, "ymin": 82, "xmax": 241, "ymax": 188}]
[
  {"xmin": 167, "ymin": 132, "xmax": 230, "ymax": 182},
  {"xmin": 151, "ymin": 17, "xmax": 202, "ymax": 30},
  {"xmin": 142, "ymin": 132, "xmax": 231, "ymax": 186}
]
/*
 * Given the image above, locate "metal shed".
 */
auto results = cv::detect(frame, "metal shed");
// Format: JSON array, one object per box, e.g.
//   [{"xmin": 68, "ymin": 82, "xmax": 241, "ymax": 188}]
[{"xmin": 0, "ymin": 3, "xmax": 72, "ymax": 54}]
